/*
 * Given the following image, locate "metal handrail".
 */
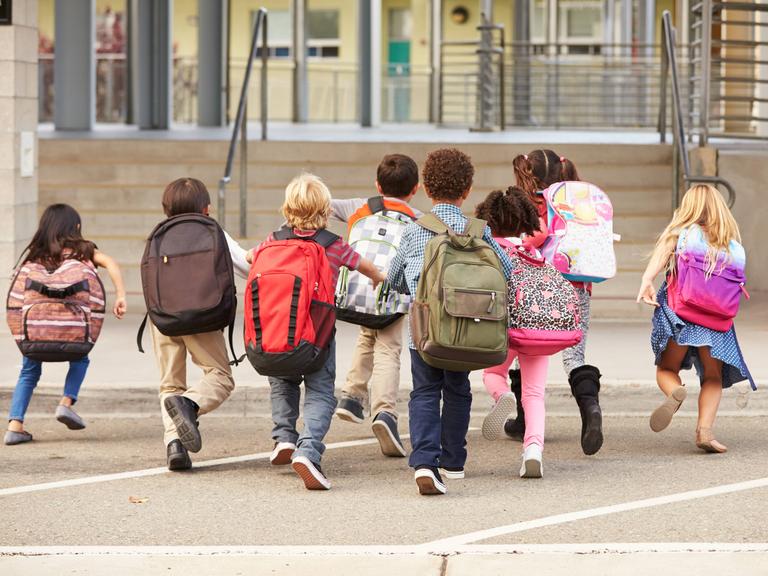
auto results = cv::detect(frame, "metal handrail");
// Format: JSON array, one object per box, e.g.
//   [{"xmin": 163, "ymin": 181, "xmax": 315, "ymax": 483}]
[
  {"xmin": 659, "ymin": 10, "xmax": 735, "ymax": 208},
  {"xmin": 218, "ymin": 8, "xmax": 268, "ymax": 238}
]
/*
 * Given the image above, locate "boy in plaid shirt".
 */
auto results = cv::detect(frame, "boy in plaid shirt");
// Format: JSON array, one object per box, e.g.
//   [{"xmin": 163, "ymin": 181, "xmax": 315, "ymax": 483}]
[
  {"xmin": 332, "ymin": 154, "xmax": 422, "ymax": 458},
  {"xmin": 387, "ymin": 148, "xmax": 513, "ymax": 495}
]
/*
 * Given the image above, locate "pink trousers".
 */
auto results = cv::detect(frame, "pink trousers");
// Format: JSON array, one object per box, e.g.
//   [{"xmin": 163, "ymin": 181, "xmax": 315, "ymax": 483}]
[{"xmin": 482, "ymin": 347, "xmax": 549, "ymax": 449}]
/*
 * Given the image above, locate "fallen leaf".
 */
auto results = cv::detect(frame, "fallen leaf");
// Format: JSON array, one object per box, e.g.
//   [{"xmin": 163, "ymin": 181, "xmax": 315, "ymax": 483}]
[{"xmin": 128, "ymin": 496, "xmax": 149, "ymax": 504}]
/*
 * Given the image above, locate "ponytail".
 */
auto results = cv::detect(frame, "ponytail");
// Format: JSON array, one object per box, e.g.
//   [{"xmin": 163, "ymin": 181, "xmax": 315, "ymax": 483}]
[
  {"xmin": 559, "ymin": 156, "xmax": 580, "ymax": 182},
  {"xmin": 512, "ymin": 154, "xmax": 542, "ymax": 204}
]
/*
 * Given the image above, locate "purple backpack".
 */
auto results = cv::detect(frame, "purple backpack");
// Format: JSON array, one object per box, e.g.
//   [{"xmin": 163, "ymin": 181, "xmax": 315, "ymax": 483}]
[
  {"xmin": 498, "ymin": 238, "xmax": 583, "ymax": 356},
  {"xmin": 667, "ymin": 228, "xmax": 748, "ymax": 332}
]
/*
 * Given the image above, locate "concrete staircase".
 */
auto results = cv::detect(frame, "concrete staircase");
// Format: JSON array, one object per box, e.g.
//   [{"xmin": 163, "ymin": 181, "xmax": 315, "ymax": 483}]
[{"xmin": 39, "ymin": 139, "xmax": 673, "ymax": 320}]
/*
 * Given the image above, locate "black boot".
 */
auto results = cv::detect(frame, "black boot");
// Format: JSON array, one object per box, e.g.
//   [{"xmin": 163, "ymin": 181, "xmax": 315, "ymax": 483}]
[
  {"xmin": 569, "ymin": 365, "xmax": 603, "ymax": 455},
  {"xmin": 503, "ymin": 369, "xmax": 525, "ymax": 441},
  {"xmin": 167, "ymin": 439, "xmax": 192, "ymax": 471}
]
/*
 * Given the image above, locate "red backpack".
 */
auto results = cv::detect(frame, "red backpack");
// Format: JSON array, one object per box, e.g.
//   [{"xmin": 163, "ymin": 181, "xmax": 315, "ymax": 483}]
[{"xmin": 244, "ymin": 228, "xmax": 338, "ymax": 376}]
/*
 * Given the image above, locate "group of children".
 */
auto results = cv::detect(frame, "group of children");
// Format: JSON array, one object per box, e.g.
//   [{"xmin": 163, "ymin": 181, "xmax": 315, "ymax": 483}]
[{"xmin": 4, "ymin": 147, "xmax": 754, "ymax": 496}]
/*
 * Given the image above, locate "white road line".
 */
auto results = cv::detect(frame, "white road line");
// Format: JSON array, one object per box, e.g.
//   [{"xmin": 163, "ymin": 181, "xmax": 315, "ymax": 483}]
[
  {"xmin": 423, "ymin": 476, "xmax": 768, "ymax": 549},
  {"xmin": 0, "ymin": 436, "xmax": 382, "ymax": 498},
  {"xmin": 0, "ymin": 429, "xmax": 486, "ymax": 498},
  {"xmin": 2, "ymin": 543, "xmax": 768, "ymax": 557}
]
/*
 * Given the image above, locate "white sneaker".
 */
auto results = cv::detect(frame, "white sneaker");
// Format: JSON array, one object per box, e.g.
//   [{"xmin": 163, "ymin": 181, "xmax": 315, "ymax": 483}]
[
  {"xmin": 414, "ymin": 467, "xmax": 447, "ymax": 495},
  {"xmin": 439, "ymin": 467, "xmax": 465, "ymax": 480},
  {"xmin": 519, "ymin": 444, "xmax": 543, "ymax": 478},
  {"xmin": 482, "ymin": 392, "xmax": 517, "ymax": 441},
  {"xmin": 269, "ymin": 442, "xmax": 296, "ymax": 466}
]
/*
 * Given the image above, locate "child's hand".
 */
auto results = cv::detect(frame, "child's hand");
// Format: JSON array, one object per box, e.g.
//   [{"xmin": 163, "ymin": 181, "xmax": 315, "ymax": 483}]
[
  {"xmin": 113, "ymin": 296, "xmax": 127, "ymax": 319},
  {"xmin": 636, "ymin": 279, "xmax": 659, "ymax": 307},
  {"xmin": 371, "ymin": 270, "xmax": 387, "ymax": 290},
  {"xmin": 245, "ymin": 249, "xmax": 253, "ymax": 264}
]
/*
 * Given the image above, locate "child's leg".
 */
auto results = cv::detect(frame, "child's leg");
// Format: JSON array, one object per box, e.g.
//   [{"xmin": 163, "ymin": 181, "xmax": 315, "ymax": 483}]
[
  {"xmin": 697, "ymin": 347, "xmax": 724, "ymax": 431},
  {"xmin": 7, "ymin": 357, "xmax": 43, "ymax": 430},
  {"xmin": 562, "ymin": 288, "xmax": 590, "ymax": 374},
  {"xmin": 369, "ymin": 317, "xmax": 404, "ymax": 418},
  {"xmin": 482, "ymin": 347, "xmax": 517, "ymax": 402},
  {"xmin": 341, "ymin": 327, "xmax": 375, "ymax": 405},
  {"xmin": 657, "ymin": 339, "xmax": 689, "ymax": 395},
  {"xmin": 650, "ymin": 339, "xmax": 690, "ymax": 433},
  {"xmin": 150, "ymin": 324, "xmax": 189, "ymax": 445},
  {"xmin": 182, "ymin": 331, "xmax": 236, "ymax": 415},
  {"xmin": 518, "ymin": 354, "xmax": 550, "ymax": 449},
  {"xmin": 61, "ymin": 357, "xmax": 90, "ymax": 407},
  {"xmin": 297, "ymin": 339, "xmax": 338, "ymax": 463},
  {"xmin": 408, "ymin": 349, "xmax": 444, "ymax": 469},
  {"xmin": 439, "ymin": 369, "xmax": 472, "ymax": 470},
  {"xmin": 269, "ymin": 376, "xmax": 302, "ymax": 446}
]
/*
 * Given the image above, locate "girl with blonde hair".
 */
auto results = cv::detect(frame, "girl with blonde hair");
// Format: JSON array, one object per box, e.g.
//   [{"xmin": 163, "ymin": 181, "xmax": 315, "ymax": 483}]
[{"xmin": 637, "ymin": 184, "xmax": 754, "ymax": 453}]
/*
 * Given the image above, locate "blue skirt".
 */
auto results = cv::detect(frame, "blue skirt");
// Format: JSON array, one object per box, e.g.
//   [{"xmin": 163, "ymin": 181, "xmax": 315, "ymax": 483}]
[{"xmin": 651, "ymin": 282, "xmax": 755, "ymax": 390}]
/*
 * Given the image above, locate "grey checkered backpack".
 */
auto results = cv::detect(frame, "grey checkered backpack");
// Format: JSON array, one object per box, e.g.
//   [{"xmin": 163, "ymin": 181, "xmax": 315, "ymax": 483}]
[{"xmin": 336, "ymin": 197, "xmax": 416, "ymax": 329}]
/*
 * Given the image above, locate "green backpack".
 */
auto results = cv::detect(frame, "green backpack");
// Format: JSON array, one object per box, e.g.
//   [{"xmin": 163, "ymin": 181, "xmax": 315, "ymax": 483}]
[{"xmin": 409, "ymin": 213, "xmax": 509, "ymax": 372}]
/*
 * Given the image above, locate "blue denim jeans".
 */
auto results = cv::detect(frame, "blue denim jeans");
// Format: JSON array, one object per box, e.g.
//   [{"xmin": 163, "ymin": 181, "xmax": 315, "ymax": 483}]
[
  {"xmin": 8, "ymin": 356, "xmax": 90, "ymax": 422},
  {"xmin": 268, "ymin": 339, "xmax": 338, "ymax": 465},
  {"xmin": 408, "ymin": 349, "xmax": 472, "ymax": 470}
]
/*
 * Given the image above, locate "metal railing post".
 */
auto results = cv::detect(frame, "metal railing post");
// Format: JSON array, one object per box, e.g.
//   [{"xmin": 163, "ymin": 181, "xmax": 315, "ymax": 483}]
[
  {"xmin": 261, "ymin": 12, "xmax": 268, "ymax": 141},
  {"xmin": 659, "ymin": 30, "xmax": 669, "ymax": 143},
  {"xmin": 498, "ymin": 26, "xmax": 506, "ymax": 130},
  {"xmin": 700, "ymin": 0, "xmax": 713, "ymax": 146},
  {"xmin": 239, "ymin": 101, "xmax": 248, "ymax": 238}
]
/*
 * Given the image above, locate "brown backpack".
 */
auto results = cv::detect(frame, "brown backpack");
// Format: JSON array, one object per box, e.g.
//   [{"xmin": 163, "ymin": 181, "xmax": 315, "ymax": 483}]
[{"xmin": 137, "ymin": 213, "xmax": 240, "ymax": 361}]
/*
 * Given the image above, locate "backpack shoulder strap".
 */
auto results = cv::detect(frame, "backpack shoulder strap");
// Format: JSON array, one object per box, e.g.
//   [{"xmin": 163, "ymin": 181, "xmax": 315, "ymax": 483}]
[
  {"xmin": 312, "ymin": 229, "xmax": 340, "ymax": 248},
  {"xmin": 416, "ymin": 213, "xmax": 449, "ymax": 235},
  {"xmin": 272, "ymin": 226, "xmax": 295, "ymax": 241},
  {"xmin": 367, "ymin": 196, "xmax": 385, "ymax": 214},
  {"xmin": 136, "ymin": 313, "xmax": 148, "ymax": 354},
  {"xmin": 464, "ymin": 217, "xmax": 487, "ymax": 239}
]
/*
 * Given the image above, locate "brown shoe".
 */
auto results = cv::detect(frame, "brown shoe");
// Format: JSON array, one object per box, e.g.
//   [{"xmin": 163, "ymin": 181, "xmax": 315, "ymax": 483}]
[
  {"xmin": 696, "ymin": 427, "xmax": 728, "ymax": 453},
  {"xmin": 649, "ymin": 386, "xmax": 687, "ymax": 432}
]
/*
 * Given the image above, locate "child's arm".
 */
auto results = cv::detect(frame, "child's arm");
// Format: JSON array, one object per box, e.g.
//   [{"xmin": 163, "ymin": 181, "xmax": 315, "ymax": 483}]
[
  {"xmin": 386, "ymin": 229, "xmax": 410, "ymax": 294},
  {"xmin": 330, "ymin": 199, "xmax": 363, "ymax": 223},
  {"xmin": 357, "ymin": 257, "xmax": 387, "ymax": 289},
  {"xmin": 483, "ymin": 228, "xmax": 514, "ymax": 281},
  {"xmin": 92, "ymin": 250, "xmax": 127, "ymax": 319},
  {"xmin": 223, "ymin": 231, "xmax": 251, "ymax": 279},
  {"xmin": 637, "ymin": 238, "xmax": 675, "ymax": 307}
]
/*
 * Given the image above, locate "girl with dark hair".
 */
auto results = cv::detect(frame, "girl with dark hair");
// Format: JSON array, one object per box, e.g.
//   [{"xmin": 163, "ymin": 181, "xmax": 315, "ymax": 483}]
[
  {"xmin": 475, "ymin": 187, "xmax": 553, "ymax": 477},
  {"xmin": 5, "ymin": 204, "xmax": 126, "ymax": 445},
  {"xmin": 510, "ymin": 149, "xmax": 604, "ymax": 457}
]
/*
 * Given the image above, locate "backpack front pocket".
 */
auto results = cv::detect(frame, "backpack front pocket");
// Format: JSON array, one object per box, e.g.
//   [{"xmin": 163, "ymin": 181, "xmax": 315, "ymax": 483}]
[{"xmin": 23, "ymin": 301, "xmax": 88, "ymax": 343}]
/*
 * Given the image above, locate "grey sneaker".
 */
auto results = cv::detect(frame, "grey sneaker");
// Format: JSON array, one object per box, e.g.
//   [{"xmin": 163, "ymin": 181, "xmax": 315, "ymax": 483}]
[
  {"xmin": 371, "ymin": 411, "xmax": 407, "ymax": 457},
  {"xmin": 335, "ymin": 397, "xmax": 364, "ymax": 424},
  {"xmin": 55, "ymin": 405, "xmax": 86, "ymax": 430},
  {"xmin": 482, "ymin": 392, "xmax": 517, "ymax": 441},
  {"xmin": 4, "ymin": 430, "xmax": 33, "ymax": 445}
]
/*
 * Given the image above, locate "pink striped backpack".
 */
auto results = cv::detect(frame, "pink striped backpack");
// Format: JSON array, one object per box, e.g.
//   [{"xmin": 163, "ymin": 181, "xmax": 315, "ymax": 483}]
[
  {"xmin": 6, "ymin": 259, "xmax": 106, "ymax": 361},
  {"xmin": 497, "ymin": 238, "xmax": 583, "ymax": 356}
]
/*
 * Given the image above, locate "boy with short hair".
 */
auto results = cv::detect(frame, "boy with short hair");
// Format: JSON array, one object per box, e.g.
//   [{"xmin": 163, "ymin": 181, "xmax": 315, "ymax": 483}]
[
  {"xmin": 387, "ymin": 148, "xmax": 514, "ymax": 495},
  {"xmin": 332, "ymin": 154, "xmax": 422, "ymax": 458},
  {"xmin": 254, "ymin": 173, "xmax": 385, "ymax": 491}
]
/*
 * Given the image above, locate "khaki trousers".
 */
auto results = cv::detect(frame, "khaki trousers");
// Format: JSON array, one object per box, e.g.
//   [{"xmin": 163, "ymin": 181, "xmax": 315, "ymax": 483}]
[
  {"xmin": 341, "ymin": 316, "xmax": 404, "ymax": 418},
  {"xmin": 150, "ymin": 324, "xmax": 235, "ymax": 445}
]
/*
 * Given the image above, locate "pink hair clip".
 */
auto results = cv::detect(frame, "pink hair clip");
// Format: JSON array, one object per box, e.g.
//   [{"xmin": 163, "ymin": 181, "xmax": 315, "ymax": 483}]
[
  {"xmin": 523, "ymin": 154, "xmax": 529, "ymax": 160},
  {"xmin": 560, "ymin": 156, "xmax": 566, "ymax": 163}
]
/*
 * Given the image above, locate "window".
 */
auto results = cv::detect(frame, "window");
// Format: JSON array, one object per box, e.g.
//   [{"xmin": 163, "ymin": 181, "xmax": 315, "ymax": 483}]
[
  {"xmin": 253, "ymin": 9, "xmax": 340, "ymax": 59},
  {"xmin": 559, "ymin": 1, "xmax": 603, "ymax": 43}
]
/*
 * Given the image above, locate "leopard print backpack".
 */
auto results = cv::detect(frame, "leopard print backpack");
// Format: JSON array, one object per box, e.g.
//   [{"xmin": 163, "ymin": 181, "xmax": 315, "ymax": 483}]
[{"xmin": 499, "ymin": 239, "xmax": 582, "ymax": 356}]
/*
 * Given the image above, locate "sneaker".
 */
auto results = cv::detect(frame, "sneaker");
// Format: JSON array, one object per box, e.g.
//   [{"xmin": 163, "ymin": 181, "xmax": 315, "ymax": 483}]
[
  {"xmin": 270, "ymin": 441, "xmax": 296, "ymax": 466},
  {"xmin": 163, "ymin": 396, "xmax": 202, "ymax": 453},
  {"xmin": 371, "ymin": 412, "xmax": 407, "ymax": 457},
  {"xmin": 292, "ymin": 456, "xmax": 331, "ymax": 490},
  {"xmin": 439, "ymin": 467, "xmax": 465, "ymax": 480},
  {"xmin": 414, "ymin": 465, "xmax": 447, "ymax": 495},
  {"xmin": 482, "ymin": 392, "xmax": 517, "ymax": 441},
  {"xmin": 649, "ymin": 385, "xmax": 687, "ymax": 433},
  {"xmin": 503, "ymin": 417, "xmax": 525, "ymax": 442},
  {"xmin": 4, "ymin": 430, "xmax": 33, "ymax": 446},
  {"xmin": 519, "ymin": 444, "xmax": 543, "ymax": 479},
  {"xmin": 55, "ymin": 405, "xmax": 86, "ymax": 430},
  {"xmin": 335, "ymin": 397, "xmax": 364, "ymax": 424},
  {"xmin": 166, "ymin": 439, "xmax": 192, "ymax": 471}
]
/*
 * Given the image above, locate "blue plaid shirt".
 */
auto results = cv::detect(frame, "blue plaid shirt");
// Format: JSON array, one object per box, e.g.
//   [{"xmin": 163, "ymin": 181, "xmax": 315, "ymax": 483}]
[{"xmin": 387, "ymin": 203, "xmax": 514, "ymax": 349}]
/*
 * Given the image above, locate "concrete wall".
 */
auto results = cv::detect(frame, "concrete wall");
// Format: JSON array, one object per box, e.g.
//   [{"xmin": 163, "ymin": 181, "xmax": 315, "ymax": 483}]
[
  {"xmin": 718, "ymin": 150, "xmax": 768, "ymax": 291},
  {"xmin": 0, "ymin": 1, "xmax": 39, "ymax": 296}
]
